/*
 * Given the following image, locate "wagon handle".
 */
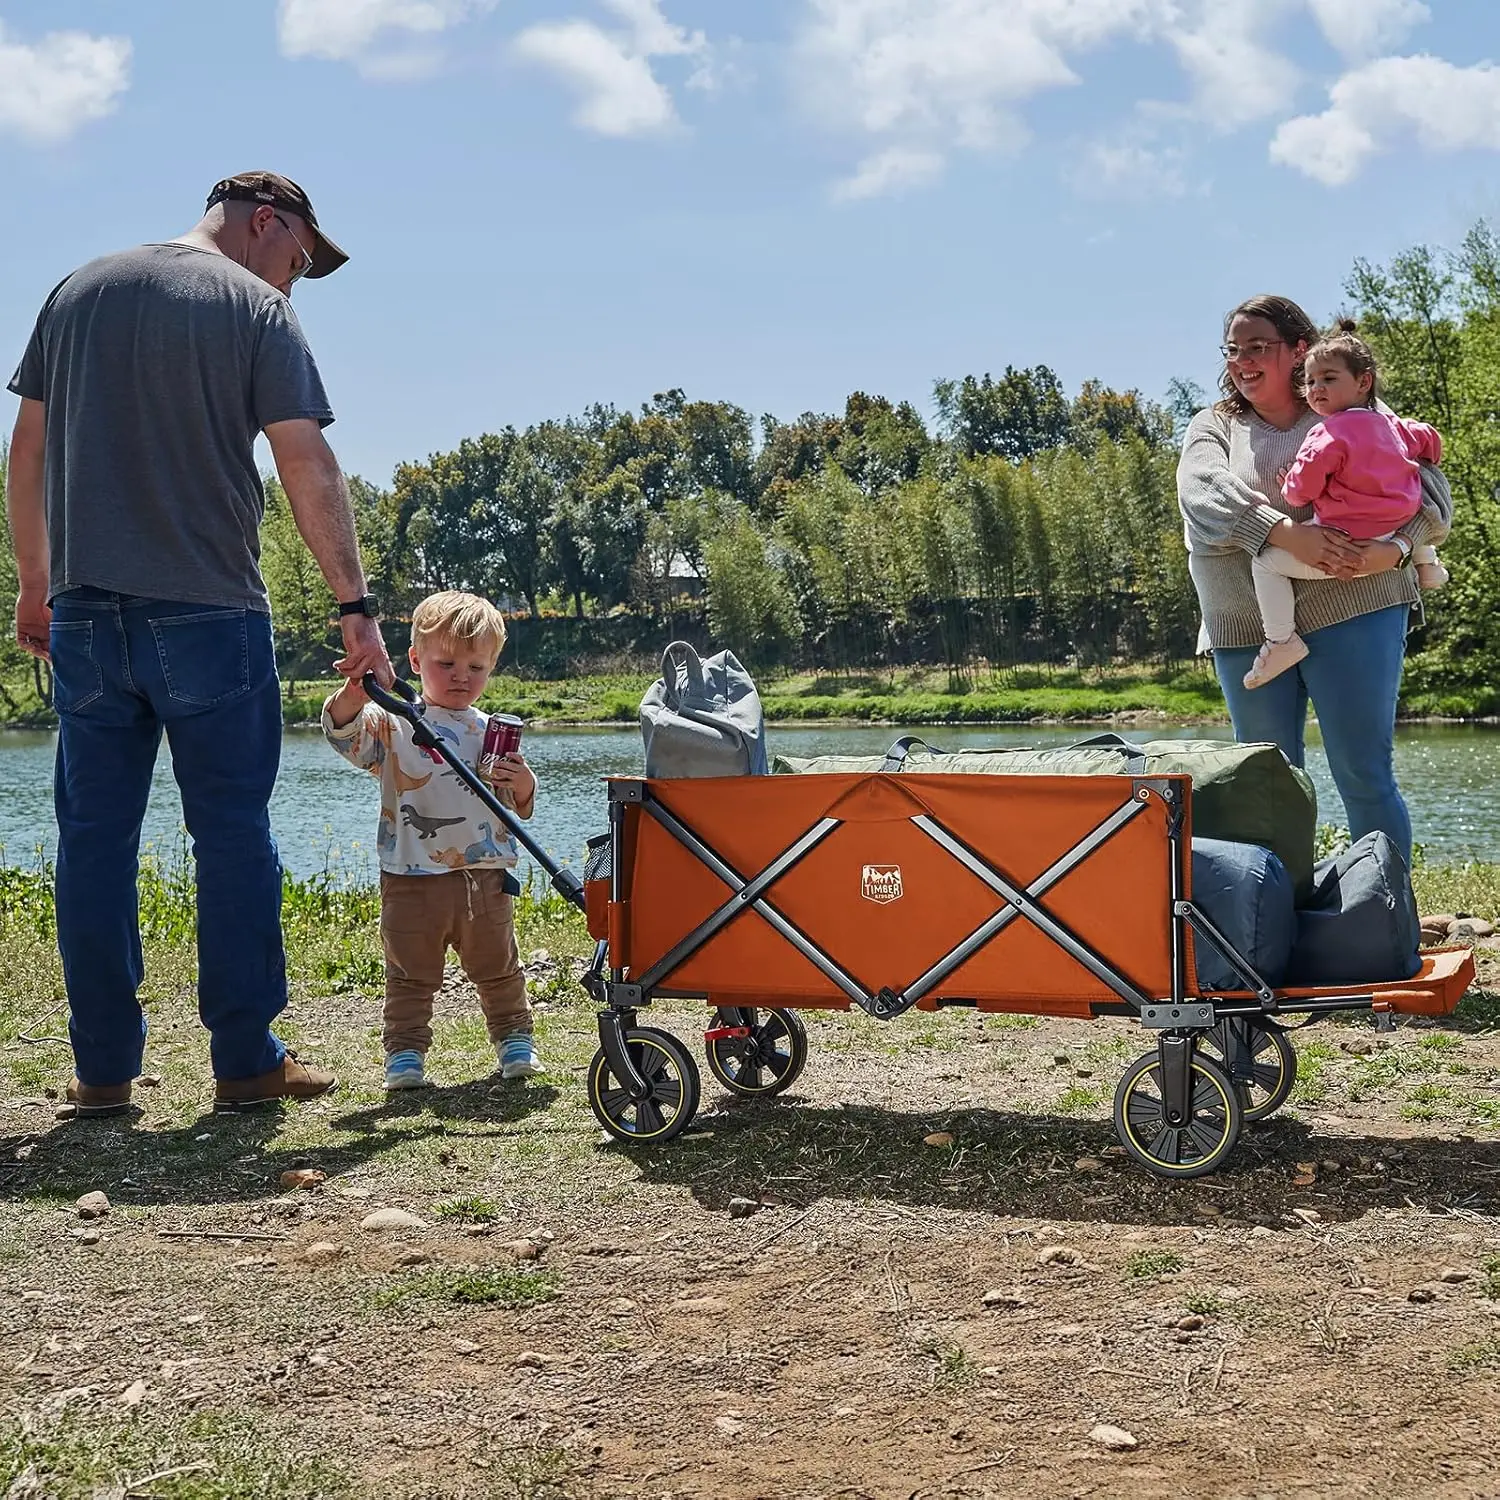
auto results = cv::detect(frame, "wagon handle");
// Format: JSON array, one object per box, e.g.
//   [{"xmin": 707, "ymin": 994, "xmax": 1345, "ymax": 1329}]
[{"xmin": 361, "ymin": 673, "xmax": 424, "ymax": 720}]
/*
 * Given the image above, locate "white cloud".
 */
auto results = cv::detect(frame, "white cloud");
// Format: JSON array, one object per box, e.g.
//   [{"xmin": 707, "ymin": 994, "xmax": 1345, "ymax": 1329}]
[
  {"xmin": 790, "ymin": 0, "xmax": 1464, "ymax": 200},
  {"xmin": 1271, "ymin": 53, "xmax": 1500, "ymax": 185},
  {"xmin": 0, "ymin": 21, "xmax": 130, "ymax": 144},
  {"xmin": 514, "ymin": 0, "xmax": 709, "ymax": 137},
  {"xmin": 798, "ymin": 0, "xmax": 1168, "ymax": 157},
  {"xmin": 1070, "ymin": 137, "xmax": 1187, "ymax": 201},
  {"xmin": 796, "ymin": 0, "xmax": 1301, "ymax": 199},
  {"xmin": 833, "ymin": 146, "xmax": 944, "ymax": 201},
  {"xmin": 277, "ymin": 0, "xmax": 492, "ymax": 75},
  {"xmin": 1305, "ymin": 0, "xmax": 1429, "ymax": 60},
  {"xmin": 1162, "ymin": 5, "xmax": 1302, "ymax": 130}
]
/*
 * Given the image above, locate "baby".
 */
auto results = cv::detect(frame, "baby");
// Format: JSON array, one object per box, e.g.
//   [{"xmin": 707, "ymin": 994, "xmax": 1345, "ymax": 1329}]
[{"xmin": 1244, "ymin": 320, "xmax": 1446, "ymax": 689}]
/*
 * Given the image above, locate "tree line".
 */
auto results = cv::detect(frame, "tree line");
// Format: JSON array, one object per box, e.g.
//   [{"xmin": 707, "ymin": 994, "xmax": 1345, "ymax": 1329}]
[{"xmin": 261, "ymin": 372, "xmax": 1206, "ymax": 686}]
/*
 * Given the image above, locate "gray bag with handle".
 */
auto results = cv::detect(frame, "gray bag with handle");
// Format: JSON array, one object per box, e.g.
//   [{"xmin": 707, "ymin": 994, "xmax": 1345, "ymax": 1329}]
[{"xmin": 640, "ymin": 641, "xmax": 769, "ymax": 779}]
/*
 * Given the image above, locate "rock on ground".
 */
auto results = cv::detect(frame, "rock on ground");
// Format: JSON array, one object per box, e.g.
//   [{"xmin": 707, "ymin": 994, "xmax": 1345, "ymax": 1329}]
[{"xmin": 360, "ymin": 1208, "xmax": 429, "ymax": 1233}]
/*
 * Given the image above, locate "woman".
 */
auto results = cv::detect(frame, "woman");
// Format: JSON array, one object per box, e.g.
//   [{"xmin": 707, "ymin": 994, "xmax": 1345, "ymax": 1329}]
[{"xmin": 1177, "ymin": 294, "xmax": 1451, "ymax": 864}]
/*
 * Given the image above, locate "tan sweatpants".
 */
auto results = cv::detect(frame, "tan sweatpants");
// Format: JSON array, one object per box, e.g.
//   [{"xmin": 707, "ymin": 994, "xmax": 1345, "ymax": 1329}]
[{"xmin": 379, "ymin": 869, "xmax": 530, "ymax": 1055}]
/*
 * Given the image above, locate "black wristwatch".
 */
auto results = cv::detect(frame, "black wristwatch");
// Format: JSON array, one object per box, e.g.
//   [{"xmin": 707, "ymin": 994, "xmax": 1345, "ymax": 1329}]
[{"xmin": 338, "ymin": 595, "xmax": 380, "ymax": 618}]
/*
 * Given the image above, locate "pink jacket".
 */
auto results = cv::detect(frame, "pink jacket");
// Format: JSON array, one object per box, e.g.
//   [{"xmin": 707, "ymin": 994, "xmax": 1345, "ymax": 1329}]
[{"xmin": 1281, "ymin": 407, "xmax": 1442, "ymax": 539}]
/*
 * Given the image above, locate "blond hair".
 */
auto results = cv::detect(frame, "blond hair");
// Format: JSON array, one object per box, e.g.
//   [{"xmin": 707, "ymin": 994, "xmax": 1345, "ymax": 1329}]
[{"xmin": 410, "ymin": 591, "xmax": 507, "ymax": 661}]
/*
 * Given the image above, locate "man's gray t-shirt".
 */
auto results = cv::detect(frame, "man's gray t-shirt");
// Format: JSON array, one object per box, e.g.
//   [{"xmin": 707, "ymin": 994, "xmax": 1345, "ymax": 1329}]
[{"xmin": 7, "ymin": 243, "xmax": 333, "ymax": 611}]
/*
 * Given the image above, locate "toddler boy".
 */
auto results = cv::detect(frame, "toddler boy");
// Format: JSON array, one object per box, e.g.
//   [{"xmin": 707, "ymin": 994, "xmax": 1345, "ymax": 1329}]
[{"xmin": 322, "ymin": 591, "xmax": 541, "ymax": 1089}]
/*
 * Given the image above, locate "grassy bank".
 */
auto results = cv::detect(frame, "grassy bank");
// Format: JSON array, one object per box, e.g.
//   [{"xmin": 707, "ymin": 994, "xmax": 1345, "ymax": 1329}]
[
  {"xmin": 8, "ymin": 658, "xmax": 1500, "ymax": 733},
  {"xmin": 268, "ymin": 663, "xmax": 1230, "ymax": 728},
  {"xmin": 8, "ymin": 658, "xmax": 1500, "ymax": 731},
  {"xmin": 0, "ymin": 851, "xmax": 1489, "ymax": 988},
  {"xmin": 2, "ymin": 661, "xmax": 1228, "ymax": 731}
]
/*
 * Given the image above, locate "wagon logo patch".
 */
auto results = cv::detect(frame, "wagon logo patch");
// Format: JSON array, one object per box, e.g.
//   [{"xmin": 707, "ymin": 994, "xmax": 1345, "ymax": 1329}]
[{"xmin": 861, "ymin": 864, "xmax": 903, "ymax": 904}]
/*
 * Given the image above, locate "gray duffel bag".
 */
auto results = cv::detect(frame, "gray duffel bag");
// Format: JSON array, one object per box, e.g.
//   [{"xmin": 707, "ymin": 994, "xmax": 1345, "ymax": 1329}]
[
  {"xmin": 640, "ymin": 641, "xmax": 769, "ymax": 778},
  {"xmin": 1285, "ymin": 832, "xmax": 1421, "ymax": 985}
]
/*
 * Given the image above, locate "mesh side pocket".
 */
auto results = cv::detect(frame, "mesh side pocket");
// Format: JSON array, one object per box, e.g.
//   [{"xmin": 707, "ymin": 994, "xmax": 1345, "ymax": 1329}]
[
  {"xmin": 583, "ymin": 833, "xmax": 612, "ymax": 942},
  {"xmin": 583, "ymin": 833, "xmax": 612, "ymax": 884}
]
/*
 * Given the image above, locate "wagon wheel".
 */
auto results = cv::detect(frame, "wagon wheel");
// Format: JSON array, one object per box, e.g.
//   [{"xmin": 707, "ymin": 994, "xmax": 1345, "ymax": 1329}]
[
  {"xmin": 704, "ymin": 1008, "xmax": 809, "ymax": 1097},
  {"xmin": 1112, "ymin": 1050, "xmax": 1243, "ymax": 1180},
  {"xmin": 588, "ymin": 1027, "xmax": 701, "ymax": 1144},
  {"xmin": 1199, "ymin": 1019, "xmax": 1297, "ymax": 1124}
]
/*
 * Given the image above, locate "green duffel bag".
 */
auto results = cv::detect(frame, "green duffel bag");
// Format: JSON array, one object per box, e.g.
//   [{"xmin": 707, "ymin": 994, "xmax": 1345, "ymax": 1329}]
[{"xmin": 772, "ymin": 732, "xmax": 1319, "ymax": 897}]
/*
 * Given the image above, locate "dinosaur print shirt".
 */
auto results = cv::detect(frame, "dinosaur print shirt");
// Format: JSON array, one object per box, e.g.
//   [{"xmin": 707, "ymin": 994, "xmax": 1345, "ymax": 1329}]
[{"xmin": 321, "ymin": 697, "xmax": 526, "ymax": 877}]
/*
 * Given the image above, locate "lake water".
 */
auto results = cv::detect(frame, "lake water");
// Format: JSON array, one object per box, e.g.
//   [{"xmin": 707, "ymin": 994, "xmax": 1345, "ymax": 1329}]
[{"xmin": 2, "ymin": 721, "xmax": 1498, "ymax": 882}]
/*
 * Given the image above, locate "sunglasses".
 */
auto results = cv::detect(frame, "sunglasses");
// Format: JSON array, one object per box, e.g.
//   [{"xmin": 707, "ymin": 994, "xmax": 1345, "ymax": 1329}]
[{"xmin": 274, "ymin": 213, "xmax": 314, "ymax": 283}]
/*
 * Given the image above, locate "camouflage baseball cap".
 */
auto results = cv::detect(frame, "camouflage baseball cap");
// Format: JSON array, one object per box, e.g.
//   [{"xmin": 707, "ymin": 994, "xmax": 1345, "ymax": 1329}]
[{"xmin": 205, "ymin": 171, "xmax": 348, "ymax": 279}]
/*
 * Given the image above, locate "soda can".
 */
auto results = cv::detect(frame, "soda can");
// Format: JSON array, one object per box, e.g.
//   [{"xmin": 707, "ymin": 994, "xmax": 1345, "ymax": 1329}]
[{"xmin": 481, "ymin": 713, "xmax": 524, "ymax": 777}]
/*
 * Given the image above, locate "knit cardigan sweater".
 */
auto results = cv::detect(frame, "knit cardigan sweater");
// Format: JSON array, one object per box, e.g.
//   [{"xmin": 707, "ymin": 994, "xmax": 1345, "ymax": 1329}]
[{"xmin": 1177, "ymin": 404, "xmax": 1453, "ymax": 650}]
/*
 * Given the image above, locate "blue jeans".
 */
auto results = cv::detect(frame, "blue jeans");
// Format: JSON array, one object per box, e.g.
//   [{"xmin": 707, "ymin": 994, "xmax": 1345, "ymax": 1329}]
[
  {"xmin": 1212, "ymin": 604, "xmax": 1412, "ymax": 864},
  {"xmin": 49, "ymin": 588, "xmax": 288, "ymax": 1085}
]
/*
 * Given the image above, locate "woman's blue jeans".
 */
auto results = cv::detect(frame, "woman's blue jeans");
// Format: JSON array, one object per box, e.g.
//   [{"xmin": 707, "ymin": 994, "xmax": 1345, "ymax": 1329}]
[
  {"xmin": 49, "ymin": 588, "xmax": 288, "ymax": 1086},
  {"xmin": 1212, "ymin": 604, "xmax": 1412, "ymax": 864}
]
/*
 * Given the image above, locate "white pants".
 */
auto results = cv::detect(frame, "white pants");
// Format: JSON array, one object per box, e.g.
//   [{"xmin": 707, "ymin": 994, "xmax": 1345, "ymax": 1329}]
[{"xmin": 1251, "ymin": 527, "xmax": 1436, "ymax": 642}]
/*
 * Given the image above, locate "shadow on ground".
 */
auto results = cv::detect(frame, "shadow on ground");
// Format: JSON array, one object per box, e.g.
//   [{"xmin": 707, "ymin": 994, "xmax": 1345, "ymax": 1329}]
[
  {"xmin": 0, "ymin": 1077, "xmax": 559, "ymax": 1207},
  {"xmin": 622, "ymin": 1092, "xmax": 1500, "ymax": 1230}
]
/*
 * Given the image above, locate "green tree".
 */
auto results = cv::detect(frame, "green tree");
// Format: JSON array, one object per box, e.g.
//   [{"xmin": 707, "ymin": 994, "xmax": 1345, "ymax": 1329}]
[
  {"xmin": 753, "ymin": 411, "xmax": 845, "ymax": 514},
  {"xmin": 934, "ymin": 366, "xmax": 1072, "ymax": 461},
  {"xmin": 520, "ymin": 418, "xmax": 592, "ymax": 614},
  {"xmin": 261, "ymin": 479, "xmax": 335, "ymax": 696},
  {"xmin": 703, "ymin": 507, "xmax": 800, "ymax": 663},
  {"xmin": 888, "ymin": 474, "xmax": 970, "ymax": 682},
  {"xmin": 960, "ymin": 456, "xmax": 1029, "ymax": 663},
  {"xmin": 831, "ymin": 392, "xmax": 933, "ymax": 495},
  {"xmin": 390, "ymin": 459, "xmax": 461, "ymax": 595},
  {"xmin": 1164, "ymin": 377, "xmax": 1209, "ymax": 442},
  {"xmin": 1070, "ymin": 380, "xmax": 1173, "ymax": 450},
  {"xmin": 676, "ymin": 397, "xmax": 756, "ymax": 504},
  {"xmin": 549, "ymin": 467, "xmax": 647, "ymax": 615}
]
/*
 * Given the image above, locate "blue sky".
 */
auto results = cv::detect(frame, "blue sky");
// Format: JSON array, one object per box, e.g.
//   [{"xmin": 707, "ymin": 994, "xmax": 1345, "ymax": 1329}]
[{"xmin": 4, "ymin": 0, "xmax": 1500, "ymax": 485}]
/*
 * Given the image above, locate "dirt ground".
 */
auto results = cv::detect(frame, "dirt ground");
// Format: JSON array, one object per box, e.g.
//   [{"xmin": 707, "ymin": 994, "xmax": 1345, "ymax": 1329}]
[{"xmin": 7, "ymin": 949, "xmax": 1500, "ymax": 1499}]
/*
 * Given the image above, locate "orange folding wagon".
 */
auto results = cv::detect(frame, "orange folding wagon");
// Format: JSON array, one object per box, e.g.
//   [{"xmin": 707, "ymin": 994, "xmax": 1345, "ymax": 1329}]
[{"xmin": 579, "ymin": 770, "xmax": 1474, "ymax": 1178}]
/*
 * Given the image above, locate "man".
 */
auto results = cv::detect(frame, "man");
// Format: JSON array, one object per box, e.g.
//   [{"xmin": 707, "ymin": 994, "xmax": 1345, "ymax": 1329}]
[{"xmin": 5, "ymin": 171, "xmax": 395, "ymax": 1116}]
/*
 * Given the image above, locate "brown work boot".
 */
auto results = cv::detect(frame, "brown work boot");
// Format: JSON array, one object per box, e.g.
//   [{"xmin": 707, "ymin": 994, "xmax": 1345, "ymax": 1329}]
[
  {"xmin": 213, "ymin": 1052, "xmax": 337, "ymax": 1113},
  {"xmin": 65, "ymin": 1077, "xmax": 133, "ymax": 1118}
]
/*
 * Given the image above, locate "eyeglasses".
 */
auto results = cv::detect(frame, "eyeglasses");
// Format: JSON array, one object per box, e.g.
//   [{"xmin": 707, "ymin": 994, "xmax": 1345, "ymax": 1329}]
[
  {"xmin": 274, "ymin": 213, "xmax": 314, "ymax": 283},
  {"xmin": 1220, "ymin": 339, "xmax": 1285, "ymax": 361}
]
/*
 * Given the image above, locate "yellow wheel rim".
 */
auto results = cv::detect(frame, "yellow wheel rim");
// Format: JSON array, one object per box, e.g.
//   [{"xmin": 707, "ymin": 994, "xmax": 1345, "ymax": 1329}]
[
  {"xmin": 706, "ymin": 1010, "xmax": 799, "ymax": 1094},
  {"xmin": 1118, "ymin": 1057, "xmax": 1237, "ymax": 1175},
  {"xmin": 589, "ymin": 1036, "xmax": 690, "ymax": 1141}
]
